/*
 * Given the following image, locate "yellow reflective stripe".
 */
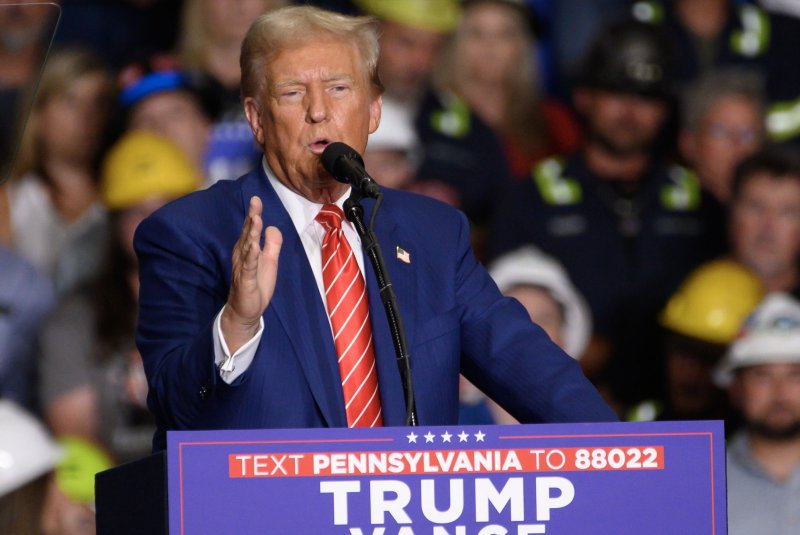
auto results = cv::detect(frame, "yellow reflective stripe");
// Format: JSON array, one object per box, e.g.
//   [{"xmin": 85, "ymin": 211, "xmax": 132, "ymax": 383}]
[
  {"xmin": 625, "ymin": 400, "xmax": 662, "ymax": 422},
  {"xmin": 429, "ymin": 94, "xmax": 471, "ymax": 138},
  {"xmin": 631, "ymin": 0, "xmax": 663, "ymax": 23},
  {"xmin": 660, "ymin": 166, "xmax": 701, "ymax": 211},
  {"xmin": 730, "ymin": 4, "xmax": 770, "ymax": 57},
  {"xmin": 767, "ymin": 97, "xmax": 800, "ymax": 142},
  {"xmin": 531, "ymin": 158, "xmax": 582, "ymax": 205}
]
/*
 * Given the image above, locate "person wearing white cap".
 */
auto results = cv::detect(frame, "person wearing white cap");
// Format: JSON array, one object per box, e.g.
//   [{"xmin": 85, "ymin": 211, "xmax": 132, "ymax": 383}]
[
  {"xmin": 713, "ymin": 292, "xmax": 800, "ymax": 535},
  {"xmin": 459, "ymin": 245, "xmax": 593, "ymax": 424},
  {"xmin": 488, "ymin": 245, "xmax": 592, "ymax": 359},
  {"xmin": 363, "ymin": 98, "xmax": 419, "ymax": 191},
  {"xmin": 0, "ymin": 400, "xmax": 62, "ymax": 535}
]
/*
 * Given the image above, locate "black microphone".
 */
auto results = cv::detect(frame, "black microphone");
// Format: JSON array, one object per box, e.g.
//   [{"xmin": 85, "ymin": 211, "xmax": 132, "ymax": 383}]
[{"xmin": 321, "ymin": 142, "xmax": 381, "ymax": 198}]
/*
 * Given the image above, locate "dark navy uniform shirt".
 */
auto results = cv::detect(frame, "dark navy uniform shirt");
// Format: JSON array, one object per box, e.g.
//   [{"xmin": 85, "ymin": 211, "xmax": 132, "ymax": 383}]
[{"xmin": 490, "ymin": 153, "xmax": 726, "ymax": 403}]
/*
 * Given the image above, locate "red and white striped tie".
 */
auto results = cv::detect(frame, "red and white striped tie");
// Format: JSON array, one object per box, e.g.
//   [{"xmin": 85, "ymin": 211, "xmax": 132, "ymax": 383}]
[{"xmin": 316, "ymin": 204, "xmax": 383, "ymax": 428}]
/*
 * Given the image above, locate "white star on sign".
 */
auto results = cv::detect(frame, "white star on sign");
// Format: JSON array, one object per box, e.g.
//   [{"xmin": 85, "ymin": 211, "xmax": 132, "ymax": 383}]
[
  {"xmin": 458, "ymin": 431, "xmax": 469, "ymax": 442},
  {"xmin": 424, "ymin": 432, "xmax": 436, "ymax": 443},
  {"xmin": 406, "ymin": 432, "xmax": 418, "ymax": 443},
  {"xmin": 474, "ymin": 430, "xmax": 486, "ymax": 442},
  {"xmin": 441, "ymin": 431, "xmax": 452, "ymax": 443}
]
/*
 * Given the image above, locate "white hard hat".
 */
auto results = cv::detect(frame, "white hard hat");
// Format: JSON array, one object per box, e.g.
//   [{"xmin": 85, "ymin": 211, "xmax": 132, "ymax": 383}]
[
  {"xmin": 713, "ymin": 292, "xmax": 800, "ymax": 387},
  {"xmin": 367, "ymin": 98, "xmax": 418, "ymax": 152},
  {"xmin": 0, "ymin": 400, "xmax": 63, "ymax": 497},
  {"xmin": 488, "ymin": 246, "xmax": 592, "ymax": 358}
]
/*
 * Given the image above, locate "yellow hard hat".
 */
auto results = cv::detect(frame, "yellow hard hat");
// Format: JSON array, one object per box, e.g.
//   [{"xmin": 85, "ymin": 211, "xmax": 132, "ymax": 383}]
[
  {"xmin": 660, "ymin": 259, "xmax": 765, "ymax": 345},
  {"xmin": 101, "ymin": 130, "xmax": 201, "ymax": 211},
  {"xmin": 354, "ymin": 0, "xmax": 461, "ymax": 33},
  {"xmin": 55, "ymin": 436, "xmax": 114, "ymax": 504}
]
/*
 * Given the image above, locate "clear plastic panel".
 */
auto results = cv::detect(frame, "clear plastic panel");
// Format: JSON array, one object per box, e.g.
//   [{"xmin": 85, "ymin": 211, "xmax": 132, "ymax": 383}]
[{"xmin": 0, "ymin": 2, "xmax": 60, "ymax": 184}]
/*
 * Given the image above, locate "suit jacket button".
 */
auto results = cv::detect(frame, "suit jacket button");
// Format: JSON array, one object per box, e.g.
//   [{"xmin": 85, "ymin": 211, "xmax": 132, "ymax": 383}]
[{"xmin": 199, "ymin": 385, "xmax": 210, "ymax": 400}]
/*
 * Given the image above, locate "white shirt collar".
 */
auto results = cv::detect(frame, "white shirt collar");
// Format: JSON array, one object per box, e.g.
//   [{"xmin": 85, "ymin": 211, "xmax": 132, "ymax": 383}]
[{"xmin": 262, "ymin": 157, "xmax": 352, "ymax": 237}]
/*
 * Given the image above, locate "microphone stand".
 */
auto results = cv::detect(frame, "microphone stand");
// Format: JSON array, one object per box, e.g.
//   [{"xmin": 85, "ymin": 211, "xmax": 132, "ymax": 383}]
[{"xmin": 344, "ymin": 189, "xmax": 418, "ymax": 427}]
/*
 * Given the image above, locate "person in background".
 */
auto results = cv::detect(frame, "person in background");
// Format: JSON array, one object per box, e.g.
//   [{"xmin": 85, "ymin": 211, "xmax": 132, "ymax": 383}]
[
  {"xmin": 714, "ymin": 292, "xmax": 800, "ymax": 535},
  {"xmin": 628, "ymin": 259, "xmax": 764, "ymax": 424},
  {"xmin": 0, "ymin": 246, "xmax": 54, "ymax": 409},
  {"xmin": 362, "ymin": 98, "xmax": 420, "ymax": 191},
  {"xmin": 491, "ymin": 19, "xmax": 723, "ymax": 409},
  {"xmin": 679, "ymin": 68, "xmax": 766, "ymax": 205},
  {"xmin": 353, "ymin": 0, "xmax": 458, "ymax": 109},
  {"xmin": 0, "ymin": 1, "xmax": 59, "ymax": 181},
  {"xmin": 113, "ymin": 54, "xmax": 221, "ymax": 185},
  {"xmin": 39, "ymin": 436, "xmax": 113, "ymax": 535},
  {"xmin": 0, "ymin": 400, "xmax": 62, "ymax": 535},
  {"xmin": 460, "ymin": 245, "xmax": 593, "ymax": 424},
  {"xmin": 175, "ymin": 0, "xmax": 290, "ymax": 185},
  {"xmin": 4, "ymin": 47, "xmax": 113, "ymax": 296},
  {"xmin": 177, "ymin": 0, "xmax": 289, "ymax": 117},
  {"xmin": 631, "ymin": 0, "xmax": 770, "ymax": 87},
  {"xmin": 354, "ymin": 0, "xmax": 512, "ymax": 257},
  {"xmin": 38, "ymin": 131, "xmax": 201, "ymax": 463},
  {"xmin": 434, "ymin": 0, "xmax": 582, "ymax": 179},
  {"xmin": 729, "ymin": 146, "xmax": 800, "ymax": 298}
]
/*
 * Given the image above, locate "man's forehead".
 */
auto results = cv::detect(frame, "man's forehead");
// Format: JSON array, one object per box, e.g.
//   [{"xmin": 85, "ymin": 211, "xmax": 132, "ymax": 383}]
[{"xmin": 266, "ymin": 41, "xmax": 365, "ymax": 83}]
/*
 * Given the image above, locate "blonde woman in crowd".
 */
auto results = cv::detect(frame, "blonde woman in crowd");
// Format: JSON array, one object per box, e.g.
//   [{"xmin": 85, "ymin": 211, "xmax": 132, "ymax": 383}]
[
  {"xmin": 176, "ymin": 0, "xmax": 288, "ymax": 116},
  {"xmin": 434, "ymin": 0, "xmax": 581, "ymax": 178},
  {"xmin": 4, "ymin": 47, "xmax": 113, "ymax": 295}
]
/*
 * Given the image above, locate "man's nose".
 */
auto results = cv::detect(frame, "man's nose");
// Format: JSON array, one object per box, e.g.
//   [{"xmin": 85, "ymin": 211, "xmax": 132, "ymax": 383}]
[{"xmin": 306, "ymin": 87, "xmax": 329, "ymax": 123}]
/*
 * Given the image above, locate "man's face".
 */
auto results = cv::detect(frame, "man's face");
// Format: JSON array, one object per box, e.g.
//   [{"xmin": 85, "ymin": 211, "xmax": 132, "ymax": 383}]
[
  {"xmin": 730, "ymin": 173, "xmax": 800, "ymax": 281},
  {"xmin": 244, "ymin": 38, "xmax": 381, "ymax": 202},
  {"xmin": 735, "ymin": 363, "xmax": 800, "ymax": 439},
  {"xmin": 129, "ymin": 91, "xmax": 211, "ymax": 168},
  {"xmin": 578, "ymin": 89, "xmax": 668, "ymax": 157},
  {"xmin": 378, "ymin": 21, "xmax": 445, "ymax": 103},
  {"xmin": 682, "ymin": 95, "xmax": 762, "ymax": 203}
]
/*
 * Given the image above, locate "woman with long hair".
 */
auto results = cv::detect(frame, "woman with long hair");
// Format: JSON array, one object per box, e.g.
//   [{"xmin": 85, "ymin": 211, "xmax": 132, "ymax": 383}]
[
  {"xmin": 5, "ymin": 47, "xmax": 113, "ymax": 295},
  {"xmin": 434, "ymin": 0, "xmax": 581, "ymax": 178}
]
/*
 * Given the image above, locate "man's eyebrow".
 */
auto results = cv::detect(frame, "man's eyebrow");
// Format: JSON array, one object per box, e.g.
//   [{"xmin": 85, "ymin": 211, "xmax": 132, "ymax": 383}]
[{"xmin": 272, "ymin": 73, "xmax": 355, "ymax": 90}]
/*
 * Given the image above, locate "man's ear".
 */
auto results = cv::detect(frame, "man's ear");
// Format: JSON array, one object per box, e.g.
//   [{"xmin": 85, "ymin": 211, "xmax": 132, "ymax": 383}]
[
  {"xmin": 368, "ymin": 94, "xmax": 382, "ymax": 135},
  {"xmin": 244, "ymin": 96, "xmax": 265, "ymax": 145}
]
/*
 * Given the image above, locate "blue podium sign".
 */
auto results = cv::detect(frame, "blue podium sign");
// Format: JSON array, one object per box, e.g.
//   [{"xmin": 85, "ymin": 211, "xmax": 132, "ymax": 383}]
[{"xmin": 167, "ymin": 421, "xmax": 725, "ymax": 534}]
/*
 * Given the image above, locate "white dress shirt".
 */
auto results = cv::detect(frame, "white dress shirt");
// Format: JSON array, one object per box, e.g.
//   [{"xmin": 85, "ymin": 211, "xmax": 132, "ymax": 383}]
[{"xmin": 213, "ymin": 159, "xmax": 365, "ymax": 382}]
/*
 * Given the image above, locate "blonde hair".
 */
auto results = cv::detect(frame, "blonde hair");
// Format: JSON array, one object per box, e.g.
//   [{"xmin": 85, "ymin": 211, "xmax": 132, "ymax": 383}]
[
  {"xmin": 11, "ymin": 47, "xmax": 111, "ymax": 181},
  {"xmin": 177, "ymin": 0, "xmax": 289, "ymax": 71},
  {"xmin": 239, "ymin": 5, "xmax": 383, "ymax": 99},
  {"xmin": 434, "ymin": 3, "xmax": 546, "ymax": 152}
]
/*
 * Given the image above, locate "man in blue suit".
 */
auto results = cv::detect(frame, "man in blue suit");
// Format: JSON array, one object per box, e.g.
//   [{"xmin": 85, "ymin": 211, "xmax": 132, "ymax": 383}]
[{"xmin": 134, "ymin": 6, "xmax": 616, "ymax": 450}]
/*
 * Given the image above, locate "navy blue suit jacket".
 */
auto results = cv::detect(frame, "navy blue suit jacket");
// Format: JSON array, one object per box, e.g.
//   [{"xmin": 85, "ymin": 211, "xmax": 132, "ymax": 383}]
[{"xmin": 134, "ymin": 166, "xmax": 616, "ymax": 449}]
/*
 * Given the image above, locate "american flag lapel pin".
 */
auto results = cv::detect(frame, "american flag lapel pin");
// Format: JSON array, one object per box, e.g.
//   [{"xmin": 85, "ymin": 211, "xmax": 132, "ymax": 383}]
[{"xmin": 395, "ymin": 246, "xmax": 411, "ymax": 264}]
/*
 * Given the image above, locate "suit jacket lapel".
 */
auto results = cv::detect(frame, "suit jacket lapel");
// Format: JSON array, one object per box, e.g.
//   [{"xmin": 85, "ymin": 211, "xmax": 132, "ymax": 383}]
[
  {"xmin": 361, "ymin": 198, "xmax": 418, "ymax": 426},
  {"xmin": 241, "ymin": 168, "xmax": 347, "ymax": 427}
]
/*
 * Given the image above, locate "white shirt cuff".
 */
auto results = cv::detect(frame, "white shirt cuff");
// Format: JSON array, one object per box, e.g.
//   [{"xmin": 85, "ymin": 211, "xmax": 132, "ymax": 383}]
[{"xmin": 213, "ymin": 306, "xmax": 264, "ymax": 384}]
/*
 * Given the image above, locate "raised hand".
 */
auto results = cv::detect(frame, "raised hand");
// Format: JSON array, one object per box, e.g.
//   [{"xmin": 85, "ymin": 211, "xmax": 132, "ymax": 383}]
[{"xmin": 221, "ymin": 196, "xmax": 283, "ymax": 354}]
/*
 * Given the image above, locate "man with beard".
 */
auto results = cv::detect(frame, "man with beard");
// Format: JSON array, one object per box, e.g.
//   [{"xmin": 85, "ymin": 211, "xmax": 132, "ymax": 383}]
[
  {"xmin": 713, "ymin": 293, "xmax": 800, "ymax": 535},
  {"xmin": 490, "ymin": 19, "xmax": 724, "ymax": 409}
]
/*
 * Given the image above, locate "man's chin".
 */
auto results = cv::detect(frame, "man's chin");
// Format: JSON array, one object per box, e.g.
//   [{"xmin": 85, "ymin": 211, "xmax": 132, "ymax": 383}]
[{"xmin": 747, "ymin": 419, "xmax": 800, "ymax": 440}]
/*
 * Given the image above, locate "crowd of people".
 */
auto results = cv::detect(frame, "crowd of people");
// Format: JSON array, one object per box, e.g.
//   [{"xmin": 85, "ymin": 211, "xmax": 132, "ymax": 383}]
[{"xmin": 1, "ymin": 1, "xmax": 799, "ymax": 534}]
